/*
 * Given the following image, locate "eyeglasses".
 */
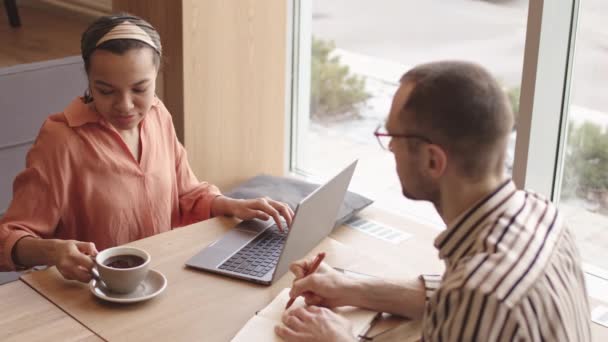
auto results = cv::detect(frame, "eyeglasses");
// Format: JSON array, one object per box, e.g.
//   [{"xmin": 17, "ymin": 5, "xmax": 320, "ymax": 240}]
[{"xmin": 373, "ymin": 124, "xmax": 433, "ymax": 151}]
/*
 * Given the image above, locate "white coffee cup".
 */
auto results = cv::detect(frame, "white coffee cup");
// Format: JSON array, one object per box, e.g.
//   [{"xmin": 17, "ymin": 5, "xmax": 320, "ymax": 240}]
[{"xmin": 92, "ymin": 246, "xmax": 150, "ymax": 294}]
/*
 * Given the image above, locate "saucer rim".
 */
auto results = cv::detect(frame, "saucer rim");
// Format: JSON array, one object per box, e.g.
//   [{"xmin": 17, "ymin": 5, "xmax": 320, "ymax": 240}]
[{"xmin": 89, "ymin": 269, "xmax": 167, "ymax": 303}]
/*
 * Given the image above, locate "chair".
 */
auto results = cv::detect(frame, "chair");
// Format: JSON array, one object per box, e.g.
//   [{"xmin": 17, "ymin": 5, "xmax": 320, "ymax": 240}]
[
  {"xmin": 4, "ymin": 0, "xmax": 20, "ymax": 27},
  {"xmin": 0, "ymin": 271, "xmax": 19, "ymax": 285},
  {"xmin": 0, "ymin": 56, "xmax": 87, "ymax": 284}
]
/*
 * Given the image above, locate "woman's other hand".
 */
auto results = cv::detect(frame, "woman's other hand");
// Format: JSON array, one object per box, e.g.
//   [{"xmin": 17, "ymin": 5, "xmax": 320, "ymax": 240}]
[
  {"xmin": 51, "ymin": 239, "xmax": 98, "ymax": 283},
  {"xmin": 12, "ymin": 237, "xmax": 98, "ymax": 283},
  {"xmin": 53, "ymin": 240, "xmax": 98, "ymax": 283},
  {"xmin": 211, "ymin": 196, "xmax": 294, "ymax": 231}
]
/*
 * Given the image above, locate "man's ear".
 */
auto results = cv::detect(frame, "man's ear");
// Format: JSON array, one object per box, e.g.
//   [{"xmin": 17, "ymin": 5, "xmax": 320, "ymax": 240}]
[{"xmin": 425, "ymin": 144, "xmax": 447, "ymax": 178}]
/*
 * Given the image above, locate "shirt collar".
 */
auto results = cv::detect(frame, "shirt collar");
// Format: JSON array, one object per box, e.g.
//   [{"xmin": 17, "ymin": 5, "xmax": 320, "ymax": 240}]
[
  {"xmin": 64, "ymin": 97, "xmax": 100, "ymax": 127},
  {"xmin": 434, "ymin": 179, "xmax": 517, "ymax": 261},
  {"xmin": 63, "ymin": 96, "xmax": 161, "ymax": 128}
]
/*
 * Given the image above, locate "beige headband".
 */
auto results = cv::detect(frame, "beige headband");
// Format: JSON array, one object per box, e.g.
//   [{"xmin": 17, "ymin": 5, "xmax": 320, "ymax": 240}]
[{"xmin": 95, "ymin": 21, "xmax": 160, "ymax": 54}]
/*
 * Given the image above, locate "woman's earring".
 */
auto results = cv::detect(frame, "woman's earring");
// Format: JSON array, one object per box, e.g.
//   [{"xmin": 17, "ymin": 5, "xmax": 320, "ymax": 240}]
[{"xmin": 84, "ymin": 88, "xmax": 94, "ymax": 103}]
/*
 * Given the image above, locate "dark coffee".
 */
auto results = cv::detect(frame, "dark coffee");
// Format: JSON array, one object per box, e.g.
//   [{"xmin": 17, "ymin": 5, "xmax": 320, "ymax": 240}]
[{"xmin": 103, "ymin": 254, "xmax": 145, "ymax": 269}]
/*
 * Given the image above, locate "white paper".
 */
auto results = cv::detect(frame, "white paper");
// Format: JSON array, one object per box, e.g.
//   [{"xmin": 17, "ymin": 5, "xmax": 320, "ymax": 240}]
[
  {"xmin": 591, "ymin": 305, "xmax": 608, "ymax": 328},
  {"xmin": 346, "ymin": 218, "xmax": 413, "ymax": 244}
]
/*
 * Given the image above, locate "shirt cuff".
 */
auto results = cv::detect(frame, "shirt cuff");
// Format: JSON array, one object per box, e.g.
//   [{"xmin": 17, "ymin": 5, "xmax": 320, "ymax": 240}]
[
  {"xmin": 419, "ymin": 274, "xmax": 442, "ymax": 301},
  {"xmin": 2, "ymin": 230, "xmax": 35, "ymax": 271}
]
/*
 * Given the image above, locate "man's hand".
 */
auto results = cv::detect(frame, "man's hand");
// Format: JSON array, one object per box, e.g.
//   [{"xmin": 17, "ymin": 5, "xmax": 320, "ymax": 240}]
[
  {"xmin": 211, "ymin": 196, "xmax": 294, "ymax": 231},
  {"xmin": 289, "ymin": 258, "xmax": 358, "ymax": 308},
  {"xmin": 50, "ymin": 239, "xmax": 98, "ymax": 283},
  {"xmin": 289, "ymin": 257, "xmax": 428, "ymax": 319},
  {"xmin": 275, "ymin": 306, "xmax": 356, "ymax": 342}
]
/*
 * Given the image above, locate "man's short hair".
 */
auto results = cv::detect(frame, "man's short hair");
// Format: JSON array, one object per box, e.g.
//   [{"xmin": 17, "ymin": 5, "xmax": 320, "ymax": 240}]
[{"xmin": 399, "ymin": 61, "xmax": 514, "ymax": 179}]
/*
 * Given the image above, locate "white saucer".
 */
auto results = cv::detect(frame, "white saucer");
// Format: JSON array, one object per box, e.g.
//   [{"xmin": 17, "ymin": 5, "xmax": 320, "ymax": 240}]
[{"xmin": 89, "ymin": 269, "xmax": 167, "ymax": 303}]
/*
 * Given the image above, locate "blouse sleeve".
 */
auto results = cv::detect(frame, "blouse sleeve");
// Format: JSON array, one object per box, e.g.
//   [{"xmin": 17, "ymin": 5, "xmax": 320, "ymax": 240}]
[
  {"xmin": 155, "ymin": 100, "xmax": 222, "ymax": 228},
  {"xmin": 0, "ymin": 119, "xmax": 69, "ymax": 270},
  {"xmin": 172, "ymin": 139, "xmax": 222, "ymax": 227}
]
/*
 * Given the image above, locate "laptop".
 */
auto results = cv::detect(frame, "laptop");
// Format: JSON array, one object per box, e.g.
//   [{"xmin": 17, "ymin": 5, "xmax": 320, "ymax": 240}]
[{"xmin": 185, "ymin": 160, "xmax": 357, "ymax": 285}]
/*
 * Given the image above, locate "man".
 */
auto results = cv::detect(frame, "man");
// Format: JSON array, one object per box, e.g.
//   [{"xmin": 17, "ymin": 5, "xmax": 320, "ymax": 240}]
[{"xmin": 275, "ymin": 61, "xmax": 591, "ymax": 341}]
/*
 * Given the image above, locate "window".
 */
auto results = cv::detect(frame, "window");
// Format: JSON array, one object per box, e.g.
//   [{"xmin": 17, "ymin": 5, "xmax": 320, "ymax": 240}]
[
  {"xmin": 557, "ymin": 1, "xmax": 608, "ymax": 271},
  {"xmin": 290, "ymin": 0, "xmax": 529, "ymax": 228}
]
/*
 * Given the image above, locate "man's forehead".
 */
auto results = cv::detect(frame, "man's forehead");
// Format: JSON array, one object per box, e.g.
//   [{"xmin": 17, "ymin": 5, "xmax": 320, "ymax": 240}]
[{"xmin": 387, "ymin": 81, "xmax": 415, "ymax": 130}]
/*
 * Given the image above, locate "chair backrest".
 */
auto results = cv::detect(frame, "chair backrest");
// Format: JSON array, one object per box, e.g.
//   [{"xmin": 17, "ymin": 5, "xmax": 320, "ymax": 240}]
[{"xmin": 0, "ymin": 56, "xmax": 87, "ymax": 216}]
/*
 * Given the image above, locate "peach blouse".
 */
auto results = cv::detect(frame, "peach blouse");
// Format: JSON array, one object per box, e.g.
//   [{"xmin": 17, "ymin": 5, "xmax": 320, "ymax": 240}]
[{"xmin": 0, "ymin": 97, "xmax": 221, "ymax": 270}]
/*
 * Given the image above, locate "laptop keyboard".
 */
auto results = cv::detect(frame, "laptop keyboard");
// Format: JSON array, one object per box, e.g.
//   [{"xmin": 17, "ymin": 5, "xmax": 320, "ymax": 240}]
[{"xmin": 218, "ymin": 225, "xmax": 287, "ymax": 277}]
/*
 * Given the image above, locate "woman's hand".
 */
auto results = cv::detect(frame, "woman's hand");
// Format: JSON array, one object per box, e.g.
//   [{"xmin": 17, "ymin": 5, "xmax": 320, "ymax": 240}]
[
  {"xmin": 50, "ymin": 239, "xmax": 99, "ymax": 283},
  {"xmin": 13, "ymin": 237, "xmax": 98, "ymax": 283},
  {"xmin": 211, "ymin": 196, "xmax": 295, "ymax": 231}
]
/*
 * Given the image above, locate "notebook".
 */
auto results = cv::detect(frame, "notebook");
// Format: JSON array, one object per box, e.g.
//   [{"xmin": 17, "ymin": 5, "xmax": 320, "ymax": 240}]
[{"xmin": 232, "ymin": 288, "xmax": 379, "ymax": 341}]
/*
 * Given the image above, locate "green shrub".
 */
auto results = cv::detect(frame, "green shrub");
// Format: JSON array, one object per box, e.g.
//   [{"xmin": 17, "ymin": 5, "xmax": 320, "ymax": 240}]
[
  {"xmin": 562, "ymin": 121, "xmax": 608, "ymax": 210},
  {"xmin": 310, "ymin": 37, "xmax": 371, "ymax": 121}
]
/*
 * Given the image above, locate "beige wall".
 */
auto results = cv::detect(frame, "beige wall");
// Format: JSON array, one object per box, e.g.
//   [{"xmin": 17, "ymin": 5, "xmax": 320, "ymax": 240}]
[{"xmin": 113, "ymin": 0, "xmax": 288, "ymax": 190}]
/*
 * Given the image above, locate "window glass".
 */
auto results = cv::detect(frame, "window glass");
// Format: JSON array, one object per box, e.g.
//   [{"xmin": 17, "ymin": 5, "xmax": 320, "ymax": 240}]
[
  {"xmin": 558, "ymin": 1, "xmax": 608, "ymax": 269},
  {"xmin": 294, "ymin": 0, "xmax": 529, "ymax": 227}
]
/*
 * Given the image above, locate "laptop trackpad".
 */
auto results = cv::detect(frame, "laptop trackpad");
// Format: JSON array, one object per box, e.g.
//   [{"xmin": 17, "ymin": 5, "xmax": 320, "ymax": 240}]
[
  {"xmin": 210, "ymin": 219, "xmax": 271, "ymax": 251},
  {"xmin": 233, "ymin": 219, "xmax": 274, "ymax": 234}
]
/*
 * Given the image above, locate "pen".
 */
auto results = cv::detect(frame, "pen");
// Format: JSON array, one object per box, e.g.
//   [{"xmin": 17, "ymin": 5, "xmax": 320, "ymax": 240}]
[{"xmin": 285, "ymin": 252, "xmax": 326, "ymax": 310}]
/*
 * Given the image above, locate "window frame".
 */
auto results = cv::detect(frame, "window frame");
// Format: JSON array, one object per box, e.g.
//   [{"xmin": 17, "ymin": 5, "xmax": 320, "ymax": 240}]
[
  {"xmin": 287, "ymin": 0, "xmax": 313, "ymax": 177},
  {"xmin": 513, "ymin": 0, "xmax": 580, "ymax": 202}
]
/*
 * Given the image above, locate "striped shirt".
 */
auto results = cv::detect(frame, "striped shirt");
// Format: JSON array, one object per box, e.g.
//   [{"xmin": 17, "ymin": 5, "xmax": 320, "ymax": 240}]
[{"xmin": 420, "ymin": 180, "xmax": 591, "ymax": 341}]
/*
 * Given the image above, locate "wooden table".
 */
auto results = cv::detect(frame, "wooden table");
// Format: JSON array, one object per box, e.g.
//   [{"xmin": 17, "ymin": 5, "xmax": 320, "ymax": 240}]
[
  {"xmin": 0, "ymin": 281, "xmax": 101, "ymax": 341},
  {"xmin": 20, "ymin": 215, "xmax": 409, "ymax": 341},
  {"xmin": 12, "ymin": 207, "xmax": 608, "ymax": 341}
]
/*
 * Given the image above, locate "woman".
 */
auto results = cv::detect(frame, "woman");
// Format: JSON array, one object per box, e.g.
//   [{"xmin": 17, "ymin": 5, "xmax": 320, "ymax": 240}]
[{"xmin": 0, "ymin": 14, "xmax": 293, "ymax": 283}]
